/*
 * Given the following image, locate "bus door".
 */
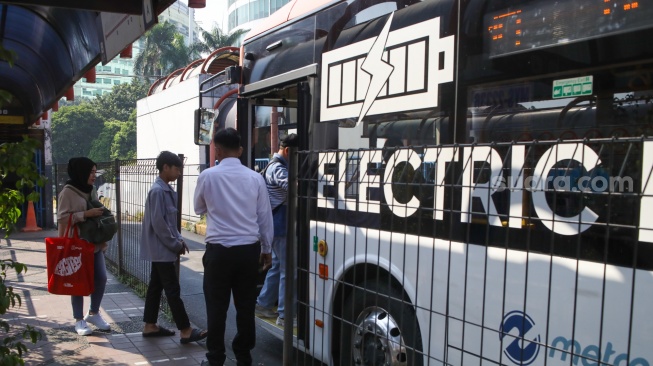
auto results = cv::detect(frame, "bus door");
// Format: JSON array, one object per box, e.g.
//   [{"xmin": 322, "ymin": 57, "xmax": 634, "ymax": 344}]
[
  {"xmin": 249, "ymin": 84, "xmax": 299, "ymax": 171},
  {"xmin": 243, "ymin": 81, "xmax": 311, "ymax": 340}
]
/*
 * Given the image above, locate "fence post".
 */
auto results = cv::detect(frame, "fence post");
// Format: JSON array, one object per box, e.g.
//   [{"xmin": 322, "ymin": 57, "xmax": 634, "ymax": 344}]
[
  {"xmin": 114, "ymin": 158, "xmax": 124, "ymax": 276},
  {"xmin": 283, "ymin": 146, "xmax": 298, "ymax": 365},
  {"xmin": 175, "ymin": 154, "xmax": 184, "ymax": 279}
]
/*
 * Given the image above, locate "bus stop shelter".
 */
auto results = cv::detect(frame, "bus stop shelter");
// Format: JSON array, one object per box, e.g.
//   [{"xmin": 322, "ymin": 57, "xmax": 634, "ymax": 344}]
[{"xmin": 0, "ymin": 0, "xmax": 176, "ymax": 228}]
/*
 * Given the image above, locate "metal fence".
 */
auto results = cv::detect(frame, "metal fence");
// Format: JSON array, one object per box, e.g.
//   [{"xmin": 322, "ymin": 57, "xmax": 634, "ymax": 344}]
[
  {"xmin": 54, "ymin": 158, "xmax": 192, "ymax": 315},
  {"xmin": 290, "ymin": 138, "xmax": 653, "ymax": 365}
]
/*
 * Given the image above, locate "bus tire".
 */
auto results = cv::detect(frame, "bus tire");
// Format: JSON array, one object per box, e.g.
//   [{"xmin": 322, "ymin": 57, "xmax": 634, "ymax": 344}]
[{"xmin": 338, "ymin": 278, "xmax": 423, "ymax": 366}]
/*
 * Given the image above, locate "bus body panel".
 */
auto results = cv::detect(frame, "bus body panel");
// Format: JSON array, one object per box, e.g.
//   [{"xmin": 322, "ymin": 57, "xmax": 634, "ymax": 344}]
[{"xmin": 234, "ymin": 0, "xmax": 653, "ymax": 365}]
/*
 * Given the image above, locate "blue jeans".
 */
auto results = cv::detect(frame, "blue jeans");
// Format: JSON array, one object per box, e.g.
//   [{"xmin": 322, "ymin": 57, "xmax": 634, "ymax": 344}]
[
  {"xmin": 71, "ymin": 251, "xmax": 107, "ymax": 319},
  {"xmin": 256, "ymin": 236, "xmax": 293, "ymax": 318}
]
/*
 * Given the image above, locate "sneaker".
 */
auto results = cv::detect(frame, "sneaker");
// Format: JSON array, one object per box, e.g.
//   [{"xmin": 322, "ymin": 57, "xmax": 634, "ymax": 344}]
[
  {"xmin": 75, "ymin": 320, "xmax": 93, "ymax": 336},
  {"xmin": 84, "ymin": 312, "xmax": 111, "ymax": 331},
  {"xmin": 255, "ymin": 304, "xmax": 278, "ymax": 318},
  {"xmin": 276, "ymin": 316, "xmax": 297, "ymax": 328}
]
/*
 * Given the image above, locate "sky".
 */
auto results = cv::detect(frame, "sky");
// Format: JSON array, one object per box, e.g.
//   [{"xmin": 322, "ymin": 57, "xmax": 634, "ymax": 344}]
[{"xmin": 182, "ymin": 0, "xmax": 227, "ymax": 31}]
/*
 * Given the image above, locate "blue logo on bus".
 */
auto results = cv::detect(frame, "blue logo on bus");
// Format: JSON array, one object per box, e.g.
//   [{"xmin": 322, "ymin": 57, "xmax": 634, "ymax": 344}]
[{"xmin": 500, "ymin": 311, "xmax": 541, "ymax": 365}]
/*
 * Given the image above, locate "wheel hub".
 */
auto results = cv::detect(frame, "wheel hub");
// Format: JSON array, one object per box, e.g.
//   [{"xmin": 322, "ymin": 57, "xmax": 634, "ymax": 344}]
[{"xmin": 352, "ymin": 306, "xmax": 408, "ymax": 365}]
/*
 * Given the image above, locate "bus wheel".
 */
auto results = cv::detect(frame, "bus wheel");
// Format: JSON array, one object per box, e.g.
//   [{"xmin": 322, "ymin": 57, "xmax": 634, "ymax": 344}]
[{"xmin": 339, "ymin": 280, "xmax": 422, "ymax": 366}]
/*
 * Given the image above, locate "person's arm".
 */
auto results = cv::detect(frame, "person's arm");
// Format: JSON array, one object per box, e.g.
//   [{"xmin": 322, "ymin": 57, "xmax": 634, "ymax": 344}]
[
  {"xmin": 271, "ymin": 164, "xmax": 289, "ymax": 192},
  {"xmin": 194, "ymin": 172, "xmax": 207, "ymax": 215},
  {"xmin": 147, "ymin": 188, "xmax": 183, "ymax": 254},
  {"xmin": 256, "ymin": 176, "xmax": 274, "ymax": 254},
  {"xmin": 57, "ymin": 188, "xmax": 87, "ymax": 224}
]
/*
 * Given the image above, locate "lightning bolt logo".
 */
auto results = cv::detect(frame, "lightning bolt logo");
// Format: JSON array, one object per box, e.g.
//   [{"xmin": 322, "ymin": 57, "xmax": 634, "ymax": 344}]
[{"xmin": 358, "ymin": 13, "xmax": 395, "ymax": 124}]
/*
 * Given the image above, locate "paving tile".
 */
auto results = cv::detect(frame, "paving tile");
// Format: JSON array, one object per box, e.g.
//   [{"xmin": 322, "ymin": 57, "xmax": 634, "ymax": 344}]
[{"xmin": 3, "ymin": 231, "xmax": 208, "ymax": 366}]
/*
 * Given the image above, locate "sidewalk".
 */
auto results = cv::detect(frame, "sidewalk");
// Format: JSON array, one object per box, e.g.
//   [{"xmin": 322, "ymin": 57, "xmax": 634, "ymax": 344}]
[{"xmin": 1, "ymin": 229, "xmax": 214, "ymax": 366}]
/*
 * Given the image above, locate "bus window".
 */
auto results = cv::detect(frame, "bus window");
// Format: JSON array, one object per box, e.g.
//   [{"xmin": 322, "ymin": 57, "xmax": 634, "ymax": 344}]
[
  {"xmin": 467, "ymin": 78, "xmax": 653, "ymax": 143},
  {"xmin": 367, "ymin": 115, "xmax": 449, "ymax": 148},
  {"xmin": 251, "ymin": 87, "xmax": 298, "ymax": 168}
]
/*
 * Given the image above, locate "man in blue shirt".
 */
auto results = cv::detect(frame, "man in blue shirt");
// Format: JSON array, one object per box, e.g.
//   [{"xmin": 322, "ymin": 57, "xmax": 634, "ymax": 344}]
[
  {"xmin": 140, "ymin": 151, "xmax": 207, "ymax": 343},
  {"xmin": 194, "ymin": 128, "xmax": 273, "ymax": 366},
  {"xmin": 255, "ymin": 133, "xmax": 298, "ymax": 327}
]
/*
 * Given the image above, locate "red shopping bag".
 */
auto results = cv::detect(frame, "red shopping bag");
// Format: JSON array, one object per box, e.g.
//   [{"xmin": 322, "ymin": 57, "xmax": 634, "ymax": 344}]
[{"xmin": 45, "ymin": 217, "xmax": 95, "ymax": 296}]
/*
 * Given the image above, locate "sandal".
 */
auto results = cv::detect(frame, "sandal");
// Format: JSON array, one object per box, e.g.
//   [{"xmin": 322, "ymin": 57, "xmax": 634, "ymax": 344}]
[
  {"xmin": 180, "ymin": 328, "xmax": 208, "ymax": 344},
  {"xmin": 142, "ymin": 327, "xmax": 175, "ymax": 337}
]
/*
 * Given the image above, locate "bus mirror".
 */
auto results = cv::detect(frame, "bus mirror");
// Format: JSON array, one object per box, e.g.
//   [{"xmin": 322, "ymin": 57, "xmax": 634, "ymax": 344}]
[
  {"xmin": 194, "ymin": 108, "xmax": 216, "ymax": 145},
  {"xmin": 224, "ymin": 65, "xmax": 241, "ymax": 85}
]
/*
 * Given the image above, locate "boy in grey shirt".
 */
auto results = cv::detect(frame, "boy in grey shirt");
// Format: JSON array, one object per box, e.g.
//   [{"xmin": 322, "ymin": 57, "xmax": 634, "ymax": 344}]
[{"xmin": 140, "ymin": 151, "xmax": 207, "ymax": 343}]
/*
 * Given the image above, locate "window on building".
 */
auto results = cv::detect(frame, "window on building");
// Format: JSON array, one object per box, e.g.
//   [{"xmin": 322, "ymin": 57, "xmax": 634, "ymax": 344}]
[
  {"xmin": 237, "ymin": 4, "xmax": 248, "ymax": 25},
  {"xmin": 114, "ymin": 80, "xmax": 120, "ymax": 85},
  {"xmin": 103, "ymin": 79, "xmax": 111, "ymax": 84},
  {"xmin": 271, "ymin": 0, "xmax": 286, "ymax": 13},
  {"xmin": 115, "ymin": 68, "xmax": 121, "ymax": 74},
  {"xmin": 229, "ymin": 11, "xmax": 236, "ymax": 29},
  {"xmin": 250, "ymin": 0, "xmax": 268, "ymax": 21}
]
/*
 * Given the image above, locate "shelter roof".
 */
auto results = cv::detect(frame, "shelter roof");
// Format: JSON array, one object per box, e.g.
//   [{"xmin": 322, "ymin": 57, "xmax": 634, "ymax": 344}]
[{"xmin": 0, "ymin": 0, "xmax": 175, "ymax": 125}]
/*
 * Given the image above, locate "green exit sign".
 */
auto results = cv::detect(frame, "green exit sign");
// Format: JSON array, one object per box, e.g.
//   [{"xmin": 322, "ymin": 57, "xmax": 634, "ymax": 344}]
[{"xmin": 552, "ymin": 76, "xmax": 593, "ymax": 99}]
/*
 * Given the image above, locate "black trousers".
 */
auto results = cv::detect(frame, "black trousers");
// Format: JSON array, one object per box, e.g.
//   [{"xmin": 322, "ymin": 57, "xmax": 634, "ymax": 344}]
[
  {"xmin": 143, "ymin": 261, "xmax": 190, "ymax": 330},
  {"xmin": 203, "ymin": 242, "xmax": 260, "ymax": 366}
]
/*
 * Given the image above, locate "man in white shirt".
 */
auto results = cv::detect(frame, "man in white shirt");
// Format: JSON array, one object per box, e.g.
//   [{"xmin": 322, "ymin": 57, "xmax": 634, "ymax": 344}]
[{"xmin": 194, "ymin": 128, "xmax": 273, "ymax": 366}]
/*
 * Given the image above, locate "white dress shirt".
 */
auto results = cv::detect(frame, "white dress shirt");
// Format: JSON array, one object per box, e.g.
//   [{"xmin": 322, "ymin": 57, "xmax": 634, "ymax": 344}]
[{"xmin": 194, "ymin": 157, "xmax": 273, "ymax": 254}]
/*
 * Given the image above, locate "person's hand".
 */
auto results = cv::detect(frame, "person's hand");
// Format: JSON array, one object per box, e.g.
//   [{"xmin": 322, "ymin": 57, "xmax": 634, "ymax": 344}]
[
  {"xmin": 178, "ymin": 241, "xmax": 189, "ymax": 256},
  {"xmin": 259, "ymin": 252, "xmax": 272, "ymax": 272},
  {"xmin": 84, "ymin": 207, "xmax": 104, "ymax": 218}
]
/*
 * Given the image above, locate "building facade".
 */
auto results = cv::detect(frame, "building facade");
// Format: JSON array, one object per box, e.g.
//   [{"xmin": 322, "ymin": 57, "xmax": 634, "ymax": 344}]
[
  {"xmin": 73, "ymin": 1, "xmax": 202, "ymax": 99},
  {"xmin": 227, "ymin": 0, "xmax": 291, "ymax": 33}
]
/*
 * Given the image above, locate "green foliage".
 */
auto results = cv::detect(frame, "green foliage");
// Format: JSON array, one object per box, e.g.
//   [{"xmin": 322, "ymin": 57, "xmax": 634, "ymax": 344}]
[
  {"xmin": 0, "ymin": 41, "xmax": 41, "ymax": 366},
  {"xmin": 52, "ymin": 78, "xmax": 144, "ymax": 164},
  {"xmin": 111, "ymin": 119, "xmax": 136, "ymax": 160},
  {"xmin": 134, "ymin": 21, "xmax": 193, "ymax": 81},
  {"xmin": 0, "ymin": 260, "xmax": 42, "ymax": 365},
  {"xmin": 50, "ymin": 104, "xmax": 103, "ymax": 164},
  {"xmin": 88, "ymin": 120, "xmax": 123, "ymax": 162},
  {"xmin": 0, "ymin": 137, "xmax": 45, "ymax": 236},
  {"xmin": 189, "ymin": 26, "xmax": 248, "ymax": 58},
  {"xmin": 91, "ymin": 79, "xmax": 149, "ymax": 122}
]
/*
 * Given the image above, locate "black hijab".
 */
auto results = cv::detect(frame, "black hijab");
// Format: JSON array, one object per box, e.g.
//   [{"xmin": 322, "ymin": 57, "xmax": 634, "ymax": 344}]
[{"xmin": 66, "ymin": 157, "xmax": 96, "ymax": 194}]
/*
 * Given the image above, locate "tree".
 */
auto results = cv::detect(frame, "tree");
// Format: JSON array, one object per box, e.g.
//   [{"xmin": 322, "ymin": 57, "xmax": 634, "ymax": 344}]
[
  {"xmin": 92, "ymin": 79, "xmax": 149, "ymax": 122},
  {"xmin": 0, "ymin": 137, "xmax": 44, "ymax": 364},
  {"xmin": 133, "ymin": 21, "xmax": 192, "ymax": 81},
  {"xmin": 190, "ymin": 27, "xmax": 248, "ymax": 58},
  {"xmin": 50, "ymin": 104, "xmax": 103, "ymax": 164},
  {"xmin": 111, "ymin": 111, "xmax": 137, "ymax": 160},
  {"xmin": 88, "ymin": 120, "xmax": 123, "ymax": 162},
  {"xmin": 0, "ymin": 137, "xmax": 45, "ymax": 234}
]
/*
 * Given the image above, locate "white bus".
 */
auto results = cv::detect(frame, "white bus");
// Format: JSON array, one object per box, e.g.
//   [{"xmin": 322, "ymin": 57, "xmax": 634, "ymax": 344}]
[{"xmin": 199, "ymin": 0, "xmax": 653, "ymax": 364}]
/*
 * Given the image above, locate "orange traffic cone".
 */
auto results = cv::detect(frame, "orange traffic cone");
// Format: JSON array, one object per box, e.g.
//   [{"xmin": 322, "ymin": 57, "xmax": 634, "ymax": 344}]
[{"xmin": 22, "ymin": 201, "xmax": 42, "ymax": 232}]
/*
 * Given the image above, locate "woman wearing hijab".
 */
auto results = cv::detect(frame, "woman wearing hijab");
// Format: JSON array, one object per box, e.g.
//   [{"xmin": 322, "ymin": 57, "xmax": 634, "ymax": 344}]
[{"xmin": 57, "ymin": 157, "xmax": 111, "ymax": 335}]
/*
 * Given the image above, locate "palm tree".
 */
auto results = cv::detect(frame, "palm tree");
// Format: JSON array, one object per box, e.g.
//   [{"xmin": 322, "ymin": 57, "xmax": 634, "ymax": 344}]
[
  {"xmin": 133, "ymin": 21, "xmax": 192, "ymax": 81},
  {"xmin": 190, "ymin": 27, "xmax": 249, "ymax": 59}
]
